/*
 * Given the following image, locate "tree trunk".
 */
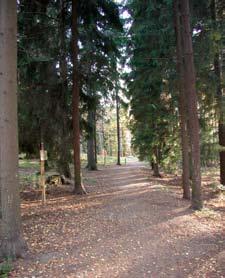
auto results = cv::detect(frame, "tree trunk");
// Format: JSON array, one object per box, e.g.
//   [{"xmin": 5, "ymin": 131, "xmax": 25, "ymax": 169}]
[
  {"xmin": 94, "ymin": 111, "xmax": 98, "ymax": 164},
  {"xmin": 0, "ymin": 0, "xmax": 27, "ymax": 257},
  {"xmin": 116, "ymin": 88, "xmax": 121, "ymax": 165},
  {"xmin": 210, "ymin": 0, "xmax": 225, "ymax": 184},
  {"xmin": 180, "ymin": 0, "xmax": 202, "ymax": 210},
  {"xmin": 153, "ymin": 163, "xmax": 160, "ymax": 177},
  {"xmin": 152, "ymin": 146, "xmax": 161, "ymax": 177},
  {"xmin": 58, "ymin": 0, "xmax": 71, "ymax": 178},
  {"xmin": 72, "ymin": 0, "xmax": 86, "ymax": 194},
  {"xmin": 87, "ymin": 108, "xmax": 97, "ymax": 170},
  {"xmin": 174, "ymin": 0, "xmax": 191, "ymax": 200}
]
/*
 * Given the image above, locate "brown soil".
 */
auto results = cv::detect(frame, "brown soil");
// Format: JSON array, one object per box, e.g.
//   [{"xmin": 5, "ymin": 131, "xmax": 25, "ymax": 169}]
[{"xmin": 11, "ymin": 162, "xmax": 225, "ymax": 278}]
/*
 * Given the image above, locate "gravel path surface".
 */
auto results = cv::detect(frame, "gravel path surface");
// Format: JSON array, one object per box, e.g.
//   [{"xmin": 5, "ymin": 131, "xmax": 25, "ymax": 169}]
[{"xmin": 12, "ymin": 162, "xmax": 225, "ymax": 277}]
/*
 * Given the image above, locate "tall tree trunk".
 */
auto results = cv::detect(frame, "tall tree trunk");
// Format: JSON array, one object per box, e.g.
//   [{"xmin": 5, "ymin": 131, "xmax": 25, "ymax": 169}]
[
  {"xmin": 116, "ymin": 88, "xmax": 121, "ymax": 165},
  {"xmin": 58, "ymin": 0, "xmax": 71, "ymax": 178},
  {"xmin": 72, "ymin": 0, "xmax": 86, "ymax": 194},
  {"xmin": 210, "ymin": 0, "xmax": 225, "ymax": 185},
  {"xmin": 180, "ymin": 0, "xmax": 202, "ymax": 210},
  {"xmin": 174, "ymin": 0, "xmax": 191, "ymax": 200},
  {"xmin": 87, "ymin": 108, "xmax": 97, "ymax": 170},
  {"xmin": 94, "ymin": 111, "xmax": 98, "ymax": 164},
  {"xmin": 0, "ymin": 0, "xmax": 26, "ymax": 257}
]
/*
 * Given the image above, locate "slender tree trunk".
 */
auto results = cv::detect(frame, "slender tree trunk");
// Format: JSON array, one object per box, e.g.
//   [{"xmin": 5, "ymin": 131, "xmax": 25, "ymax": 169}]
[
  {"xmin": 94, "ymin": 111, "xmax": 98, "ymax": 164},
  {"xmin": 72, "ymin": 0, "xmax": 86, "ymax": 194},
  {"xmin": 58, "ymin": 0, "xmax": 71, "ymax": 178},
  {"xmin": 0, "ymin": 0, "xmax": 26, "ymax": 257},
  {"xmin": 210, "ymin": 0, "xmax": 225, "ymax": 185},
  {"xmin": 180, "ymin": 0, "xmax": 202, "ymax": 210},
  {"xmin": 87, "ymin": 108, "xmax": 97, "ymax": 170},
  {"xmin": 174, "ymin": 0, "xmax": 191, "ymax": 199},
  {"xmin": 116, "ymin": 89, "xmax": 121, "ymax": 165}
]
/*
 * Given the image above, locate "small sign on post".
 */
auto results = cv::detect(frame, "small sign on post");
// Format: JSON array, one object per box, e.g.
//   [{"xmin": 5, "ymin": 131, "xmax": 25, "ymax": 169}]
[{"xmin": 40, "ymin": 142, "xmax": 47, "ymax": 204}]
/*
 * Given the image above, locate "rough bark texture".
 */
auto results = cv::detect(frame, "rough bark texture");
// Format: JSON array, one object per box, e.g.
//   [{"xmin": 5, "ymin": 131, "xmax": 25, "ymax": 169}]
[
  {"xmin": 57, "ymin": 0, "xmax": 71, "ymax": 179},
  {"xmin": 72, "ymin": 0, "xmax": 86, "ymax": 194},
  {"xmin": 180, "ymin": 0, "xmax": 202, "ymax": 210},
  {"xmin": 87, "ymin": 109, "xmax": 97, "ymax": 170},
  {"xmin": 0, "ymin": 0, "xmax": 26, "ymax": 258},
  {"xmin": 152, "ymin": 147, "xmax": 161, "ymax": 177},
  {"xmin": 116, "ymin": 89, "xmax": 121, "ymax": 166},
  {"xmin": 211, "ymin": 0, "xmax": 225, "ymax": 184},
  {"xmin": 152, "ymin": 163, "xmax": 160, "ymax": 177},
  {"xmin": 220, "ymin": 151, "xmax": 225, "ymax": 185},
  {"xmin": 94, "ymin": 112, "xmax": 98, "ymax": 164},
  {"xmin": 174, "ymin": 0, "xmax": 191, "ymax": 200}
]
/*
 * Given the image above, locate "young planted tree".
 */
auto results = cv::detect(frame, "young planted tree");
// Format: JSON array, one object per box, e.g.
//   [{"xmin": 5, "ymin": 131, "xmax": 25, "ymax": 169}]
[
  {"xmin": 0, "ymin": 0, "xmax": 26, "ymax": 257},
  {"xmin": 179, "ymin": 0, "xmax": 202, "ymax": 210},
  {"xmin": 72, "ymin": 0, "xmax": 86, "ymax": 194}
]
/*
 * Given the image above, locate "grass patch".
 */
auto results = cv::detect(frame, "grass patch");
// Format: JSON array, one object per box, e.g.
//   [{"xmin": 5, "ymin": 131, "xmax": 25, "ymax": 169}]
[
  {"xmin": 0, "ymin": 260, "xmax": 12, "ymax": 278},
  {"xmin": 19, "ymin": 159, "xmax": 39, "ymax": 170}
]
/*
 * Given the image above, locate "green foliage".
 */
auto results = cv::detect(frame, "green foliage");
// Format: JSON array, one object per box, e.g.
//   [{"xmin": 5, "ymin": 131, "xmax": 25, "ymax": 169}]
[
  {"xmin": 0, "ymin": 260, "xmax": 12, "ymax": 278},
  {"xmin": 125, "ymin": 0, "xmax": 180, "ymax": 171},
  {"xmin": 17, "ymin": 0, "xmax": 123, "ymax": 172}
]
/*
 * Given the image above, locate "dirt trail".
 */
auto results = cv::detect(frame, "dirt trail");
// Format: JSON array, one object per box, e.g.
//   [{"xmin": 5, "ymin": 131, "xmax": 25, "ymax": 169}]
[{"xmin": 12, "ymin": 162, "xmax": 225, "ymax": 277}]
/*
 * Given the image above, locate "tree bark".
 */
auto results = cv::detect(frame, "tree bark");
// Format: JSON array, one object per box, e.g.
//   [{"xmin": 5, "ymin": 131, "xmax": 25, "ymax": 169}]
[
  {"xmin": 116, "ymin": 88, "xmax": 121, "ymax": 165},
  {"xmin": 152, "ymin": 147, "xmax": 161, "ymax": 177},
  {"xmin": 174, "ymin": 0, "xmax": 191, "ymax": 200},
  {"xmin": 0, "ymin": 0, "xmax": 27, "ymax": 257},
  {"xmin": 58, "ymin": 0, "xmax": 71, "ymax": 179},
  {"xmin": 180, "ymin": 0, "xmax": 202, "ymax": 210},
  {"xmin": 94, "ymin": 111, "xmax": 98, "ymax": 164},
  {"xmin": 72, "ymin": 0, "xmax": 86, "ymax": 194},
  {"xmin": 210, "ymin": 0, "xmax": 225, "ymax": 185},
  {"xmin": 87, "ymin": 108, "xmax": 97, "ymax": 170}
]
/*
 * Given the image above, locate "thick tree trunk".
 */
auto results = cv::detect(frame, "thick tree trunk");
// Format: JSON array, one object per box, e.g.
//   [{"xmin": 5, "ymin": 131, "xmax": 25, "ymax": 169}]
[
  {"xmin": 180, "ymin": 0, "xmax": 202, "ymax": 210},
  {"xmin": 87, "ymin": 109, "xmax": 97, "ymax": 170},
  {"xmin": 152, "ymin": 147, "xmax": 161, "ymax": 177},
  {"xmin": 116, "ymin": 89, "xmax": 121, "ymax": 165},
  {"xmin": 58, "ymin": 0, "xmax": 71, "ymax": 178},
  {"xmin": 174, "ymin": 0, "xmax": 191, "ymax": 200},
  {"xmin": 153, "ymin": 163, "xmax": 160, "ymax": 177},
  {"xmin": 0, "ymin": 0, "xmax": 27, "ymax": 258},
  {"xmin": 210, "ymin": 0, "xmax": 225, "ymax": 184},
  {"xmin": 72, "ymin": 0, "xmax": 86, "ymax": 194}
]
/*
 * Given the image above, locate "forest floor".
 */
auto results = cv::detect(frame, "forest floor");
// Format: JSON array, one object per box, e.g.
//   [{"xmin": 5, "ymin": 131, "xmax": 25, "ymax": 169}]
[{"xmin": 10, "ymin": 161, "xmax": 225, "ymax": 278}]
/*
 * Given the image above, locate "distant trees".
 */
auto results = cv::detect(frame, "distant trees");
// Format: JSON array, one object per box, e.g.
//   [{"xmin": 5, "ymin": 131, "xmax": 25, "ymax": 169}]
[
  {"xmin": 126, "ymin": 0, "xmax": 205, "ymax": 209},
  {"xmin": 126, "ymin": 0, "xmax": 179, "ymax": 177},
  {"xmin": 17, "ymin": 0, "xmax": 122, "ymax": 179},
  {"xmin": 0, "ymin": 0, "xmax": 26, "ymax": 257}
]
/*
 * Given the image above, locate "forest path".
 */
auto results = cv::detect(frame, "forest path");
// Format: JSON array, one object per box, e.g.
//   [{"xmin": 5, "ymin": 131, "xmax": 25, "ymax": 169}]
[{"xmin": 12, "ymin": 162, "xmax": 225, "ymax": 277}]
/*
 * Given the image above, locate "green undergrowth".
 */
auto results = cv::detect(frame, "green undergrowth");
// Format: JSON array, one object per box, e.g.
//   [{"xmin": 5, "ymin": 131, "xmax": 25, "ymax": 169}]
[{"xmin": 0, "ymin": 260, "xmax": 12, "ymax": 278}]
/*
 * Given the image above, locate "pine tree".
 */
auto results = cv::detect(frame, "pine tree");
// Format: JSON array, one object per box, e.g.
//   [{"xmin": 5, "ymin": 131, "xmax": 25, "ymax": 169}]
[
  {"xmin": 179, "ymin": 0, "xmax": 203, "ymax": 210},
  {"xmin": 0, "ymin": 0, "xmax": 26, "ymax": 258},
  {"xmin": 72, "ymin": 0, "xmax": 86, "ymax": 194}
]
